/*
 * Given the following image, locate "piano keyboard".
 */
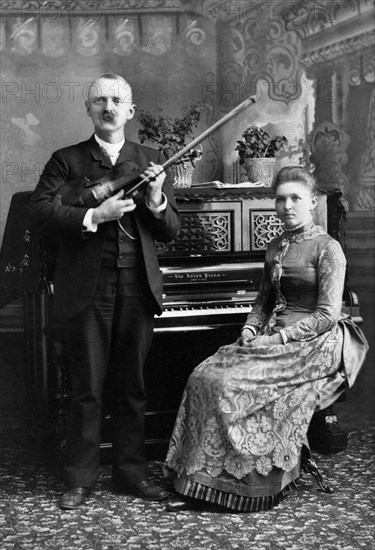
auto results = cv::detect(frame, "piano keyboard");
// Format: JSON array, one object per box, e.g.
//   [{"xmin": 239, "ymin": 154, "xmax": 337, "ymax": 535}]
[
  {"xmin": 154, "ymin": 296, "xmax": 256, "ymax": 332},
  {"xmin": 160, "ymin": 303, "xmax": 253, "ymax": 317}
]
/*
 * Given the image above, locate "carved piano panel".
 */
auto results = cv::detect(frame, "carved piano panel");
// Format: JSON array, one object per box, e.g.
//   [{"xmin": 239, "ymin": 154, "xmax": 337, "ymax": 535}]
[
  {"xmin": 156, "ymin": 206, "xmax": 239, "ymax": 254},
  {"xmin": 159, "ymin": 187, "xmax": 326, "ymax": 254},
  {"xmin": 250, "ymin": 211, "xmax": 284, "ymax": 250}
]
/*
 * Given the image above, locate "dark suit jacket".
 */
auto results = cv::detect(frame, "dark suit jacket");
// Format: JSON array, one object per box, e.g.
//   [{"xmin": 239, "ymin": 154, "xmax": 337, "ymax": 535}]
[{"xmin": 28, "ymin": 135, "xmax": 180, "ymax": 322}]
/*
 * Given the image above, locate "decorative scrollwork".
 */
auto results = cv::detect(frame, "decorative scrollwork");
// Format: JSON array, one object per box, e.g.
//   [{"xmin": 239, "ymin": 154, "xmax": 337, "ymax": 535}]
[
  {"xmin": 310, "ymin": 121, "xmax": 350, "ymax": 192},
  {"xmin": 363, "ymin": 51, "xmax": 375, "ymax": 83},
  {"xmin": 251, "ymin": 211, "xmax": 283, "ymax": 251},
  {"xmin": 300, "ymin": 30, "xmax": 375, "ymax": 68},
  {"xmin": 9, "ymin": 17, "xmax": 37, "ymax": 56},
  {"xmin": 353, "ymin": 89, "xmax": 375, "ymax": 211},
  {"xmin": 185, "ymin": 20, "xmax": 206, "ymax": 45},
  {"xmin": 156, "ymin": 212, "xmax": 232, "ymax": 254},
  {"xmin": 221, "ymin": 17, "xmax": 303, "ymax": 105},
  {"xmin": 0, "ymin": 0, "xmax": 182, "ymax": 12},
  {"xmin": 75, "ymin": 17, "xmax": 102, "ymax": 55},
  {"xmin": 113, "ymin": 18, "xmax": 137, "ymax": 56},
  {"xmin": 348, "ymin": 54, "xmax": 362, "ymax": 86}
]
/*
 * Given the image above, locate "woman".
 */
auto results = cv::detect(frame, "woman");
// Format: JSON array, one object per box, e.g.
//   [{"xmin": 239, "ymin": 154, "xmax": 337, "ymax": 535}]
[{"xmin": 164, "ymin": 166, "xmax": 368, "ymax": 512}]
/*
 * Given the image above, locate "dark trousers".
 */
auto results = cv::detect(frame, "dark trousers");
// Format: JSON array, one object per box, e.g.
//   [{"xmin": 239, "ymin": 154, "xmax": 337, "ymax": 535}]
[{"xmin": 62, "ymin": 266, "xmax": 155, "ymax": 489}]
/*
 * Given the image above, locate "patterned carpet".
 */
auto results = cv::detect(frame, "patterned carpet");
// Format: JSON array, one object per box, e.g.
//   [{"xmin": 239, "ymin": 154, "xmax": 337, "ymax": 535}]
[{"xmin": 0, "ymin": 426, "xmax": 374, "ymax": 550}]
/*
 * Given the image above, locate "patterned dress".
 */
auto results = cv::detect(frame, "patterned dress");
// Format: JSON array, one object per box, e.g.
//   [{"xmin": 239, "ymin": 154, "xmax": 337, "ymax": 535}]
[{"xmin": 165, "ymin": 223, "xmax": 368, "ymax": 511}]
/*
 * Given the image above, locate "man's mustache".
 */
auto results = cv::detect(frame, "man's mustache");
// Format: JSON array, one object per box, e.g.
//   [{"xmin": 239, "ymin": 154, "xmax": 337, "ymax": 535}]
[{"xmin": 101, "ymin": 112, "xmax": 115, "ymax": 121}]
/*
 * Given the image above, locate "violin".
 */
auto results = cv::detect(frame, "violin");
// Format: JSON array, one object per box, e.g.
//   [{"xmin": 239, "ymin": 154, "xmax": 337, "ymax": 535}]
[
  {"xmin": 57, "ymin": 96, "xmax": 256, "ymax": 208},
  {"xmin": 57, "ymin": 150, "xmax": 202, "ymax": 209}
]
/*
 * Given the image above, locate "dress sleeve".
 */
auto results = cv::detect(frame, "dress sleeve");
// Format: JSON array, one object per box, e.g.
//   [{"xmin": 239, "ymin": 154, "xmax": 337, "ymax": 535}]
[
  {"xmin": 244, "ymin": 245, "xmax": 277, "ymax": 330},
  {"xmin": 280, "ymin": 238, "xmax": 346, "ymax": 342}
]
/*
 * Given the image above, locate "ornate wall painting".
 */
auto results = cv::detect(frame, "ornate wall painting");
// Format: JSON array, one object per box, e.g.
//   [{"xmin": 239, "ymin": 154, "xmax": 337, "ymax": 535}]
[
  {"xmin": 74, "ymin": 17, "xmax": 104, "ymax": 56},
  {"xmin": 41, "ymin": 17, "xmax": 70, "ymax": 58},
  {"xmin": 111, "ymin": 16, "xmax": 139, "ymax": 56},
  {"xmin": 141, "ymin": 15, "xmax": 174, "ymax": 56},
  {"xmin": 353, "ymin": 89, "xmax": 375, "ymax": 211},
  {"xmin": 310, "ymin": 121, "xmax": 350, "ymax": 193},
  {"xmin": 11, "ymin": 113, "xmax": 41, "ymax": 147},
  {"xmin": 220, "ymin": 16, "xmax": 304, "ymax": 108},
  {"xmin": 9, "ymin": 17, "xmax": 37, "ymax": 56},
  {"xmin": 0, "ymin": 21, "xmax": 5, "ymax": 52},
  {"xmin": 184, "ymin": 19, "xmax": 206, "ymax": 46},
  {"xmin": 362, "ymin": 52, "xmax": 375, "ymax": 83}
]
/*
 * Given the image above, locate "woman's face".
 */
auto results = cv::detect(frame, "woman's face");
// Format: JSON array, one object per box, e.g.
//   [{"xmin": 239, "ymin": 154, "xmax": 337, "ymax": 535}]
[{"xmin": 275, "ymin": 181, "xmax": 318, "ymax": 229}]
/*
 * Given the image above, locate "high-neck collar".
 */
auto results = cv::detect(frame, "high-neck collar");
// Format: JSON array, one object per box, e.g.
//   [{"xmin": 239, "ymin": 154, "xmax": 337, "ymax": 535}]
[{"xmin": 284, "ymin": 220, "xmax": 314, "ymax": 237}]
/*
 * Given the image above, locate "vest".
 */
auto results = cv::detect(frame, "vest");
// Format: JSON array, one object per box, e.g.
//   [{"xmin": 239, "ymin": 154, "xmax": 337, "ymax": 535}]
[{"xmin": 101, "ymin": 213, "xmax": 143, "ymax": 268}]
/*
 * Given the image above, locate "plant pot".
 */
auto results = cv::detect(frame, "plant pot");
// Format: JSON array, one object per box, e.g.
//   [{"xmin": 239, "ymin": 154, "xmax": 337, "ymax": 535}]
[
  {"xmin": 243, "ymin": 157, "xmax": 277, "ymax": 187},
  {"xmin": 171, "ymin": 162, "xmax": 195, "ymax": 189}
]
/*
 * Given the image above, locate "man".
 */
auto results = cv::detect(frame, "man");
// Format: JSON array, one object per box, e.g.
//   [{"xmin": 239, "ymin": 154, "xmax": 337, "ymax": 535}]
[{"xmin": 28, "ymin": 73, "xmax": 180, "ymax": 510}]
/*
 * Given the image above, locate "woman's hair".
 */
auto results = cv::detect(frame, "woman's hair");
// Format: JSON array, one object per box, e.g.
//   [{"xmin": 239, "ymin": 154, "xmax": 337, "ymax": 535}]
[{"xmin": 272, "ymin": 165, "xmax": 318, "ymax": 195}]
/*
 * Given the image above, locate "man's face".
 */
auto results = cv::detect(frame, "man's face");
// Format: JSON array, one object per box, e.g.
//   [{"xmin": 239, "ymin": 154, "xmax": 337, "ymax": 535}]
[{"xmin": 85, "ymin": 77, "xmax": 135, "ymax": 136}]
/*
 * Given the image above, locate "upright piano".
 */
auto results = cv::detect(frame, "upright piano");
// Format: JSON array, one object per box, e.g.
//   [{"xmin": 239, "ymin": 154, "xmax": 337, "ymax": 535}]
[{"xmin": 0, "ymin": 187, "xmax": 357, "ymax": 458}]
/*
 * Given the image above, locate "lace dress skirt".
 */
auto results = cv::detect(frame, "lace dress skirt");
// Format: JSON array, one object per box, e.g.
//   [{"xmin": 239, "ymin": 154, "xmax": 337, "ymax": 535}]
[{"xmin": 165, "ymin": 326, "xmax": 344, "ymax": 512}]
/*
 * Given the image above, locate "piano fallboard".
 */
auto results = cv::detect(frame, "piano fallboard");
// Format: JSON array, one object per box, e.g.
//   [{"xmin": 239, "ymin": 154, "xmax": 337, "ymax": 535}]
[{"xmin": 155, "ymin": 254, "xmax": 264, "ymax": 331}]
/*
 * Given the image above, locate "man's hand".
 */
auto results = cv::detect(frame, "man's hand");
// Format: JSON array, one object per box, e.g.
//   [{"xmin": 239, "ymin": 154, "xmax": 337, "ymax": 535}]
[
  {"xmin": 143, "ymin": 162, "xmax": 166, "ymax": 208},
  {"xmin": 92, "ymin": 190, "xmax": 136, "ymax": 225}
]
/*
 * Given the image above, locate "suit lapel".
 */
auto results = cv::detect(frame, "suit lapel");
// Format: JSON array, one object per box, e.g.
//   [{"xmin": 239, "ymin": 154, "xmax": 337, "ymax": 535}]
[
  {"xmin": 117, "ymin": 141, "xmax": 141, "ymax": 167},
  {"xmin": 87, "ymin": 134, "xmax": 114, "ymax": 169}
]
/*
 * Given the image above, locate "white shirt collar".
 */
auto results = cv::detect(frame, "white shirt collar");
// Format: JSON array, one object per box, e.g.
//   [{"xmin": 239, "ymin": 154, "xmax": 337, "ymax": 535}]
[{"xmin": 94, "ymin": 134, "xmax": 125, "ymax": 154}]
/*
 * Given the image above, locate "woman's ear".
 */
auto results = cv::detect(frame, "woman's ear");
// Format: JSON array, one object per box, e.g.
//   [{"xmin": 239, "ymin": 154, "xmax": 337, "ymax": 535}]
[{"xmin": 311, "ymin": 195, "xmax": 318, "ymax": 210}]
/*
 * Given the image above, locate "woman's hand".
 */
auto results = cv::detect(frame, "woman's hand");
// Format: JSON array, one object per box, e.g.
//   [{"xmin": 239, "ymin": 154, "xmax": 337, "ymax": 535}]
[
  {"xmin": 240, "ymin": 331, "xmax": 283, "ymax": 347},
  {"xmin": 239, "ymin": 326, "xmax": 258, "ymax": 347}
]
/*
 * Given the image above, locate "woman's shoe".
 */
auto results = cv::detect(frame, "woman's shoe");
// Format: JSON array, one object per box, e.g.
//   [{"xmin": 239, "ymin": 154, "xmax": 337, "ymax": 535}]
[{"xmin": 165, "ymin": 496, "xmax": 208, "ymax": 512}]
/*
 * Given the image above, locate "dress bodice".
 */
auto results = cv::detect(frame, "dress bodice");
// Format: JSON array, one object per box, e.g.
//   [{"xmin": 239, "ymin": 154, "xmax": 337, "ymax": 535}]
[
  {"xmin": 246, "ymin": 225, "xmax": 347, "ymax": 342},
  {"xmin": 274, "ymin": 237, "xmax": 326, "ymax": 328}
]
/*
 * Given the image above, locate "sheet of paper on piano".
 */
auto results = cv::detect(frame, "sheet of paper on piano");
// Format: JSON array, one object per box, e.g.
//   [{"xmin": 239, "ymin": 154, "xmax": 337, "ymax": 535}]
[{"xmin": 191, "ymin": 181, "xmax": 265, "ymax": 188}]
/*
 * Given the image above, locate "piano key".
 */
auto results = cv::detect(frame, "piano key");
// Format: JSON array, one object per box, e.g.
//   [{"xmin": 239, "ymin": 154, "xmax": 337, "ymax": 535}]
[{"xmin": 159, "ymin": 304, "xmax": 253, "ymax": 318}]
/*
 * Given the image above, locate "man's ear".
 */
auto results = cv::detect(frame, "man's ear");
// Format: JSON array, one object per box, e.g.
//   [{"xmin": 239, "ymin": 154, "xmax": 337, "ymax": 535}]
[
  {"xmin": 85, "ymin": 100, "xmax": 91, "ymax": 117},
  {"xmin": 127, "ymin": 104, "xmax": 136, "ymax": 121}
]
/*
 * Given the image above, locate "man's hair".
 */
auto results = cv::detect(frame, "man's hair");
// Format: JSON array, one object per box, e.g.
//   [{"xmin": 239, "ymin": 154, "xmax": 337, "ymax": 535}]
[
  {"xmin": 87, "ymin": 73, "xmax": 133, "ymax": 102},
  {"xmin": 272, "ymin": 165, "xmax": 318, "ymax": 195}
]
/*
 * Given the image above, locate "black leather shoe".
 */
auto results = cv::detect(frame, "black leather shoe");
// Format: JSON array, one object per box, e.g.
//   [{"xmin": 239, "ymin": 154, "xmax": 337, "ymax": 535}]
[
  {"xmin": 115, "ymin": 479, "xmax": 169, "ymax": 501},
  {"xmin": 59, "ymin": 487, "xmax": 91, "ymax": 510}
]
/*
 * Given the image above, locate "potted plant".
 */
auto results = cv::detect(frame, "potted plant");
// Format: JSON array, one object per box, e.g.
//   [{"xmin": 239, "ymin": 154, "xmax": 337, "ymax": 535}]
[
  {"xmin": 137, "ymin": 101, "xmax": 207, "ymax": 188},
  {"xmin": 235, "ymin": 126, "xmax": 288, "ymax": 186}
]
